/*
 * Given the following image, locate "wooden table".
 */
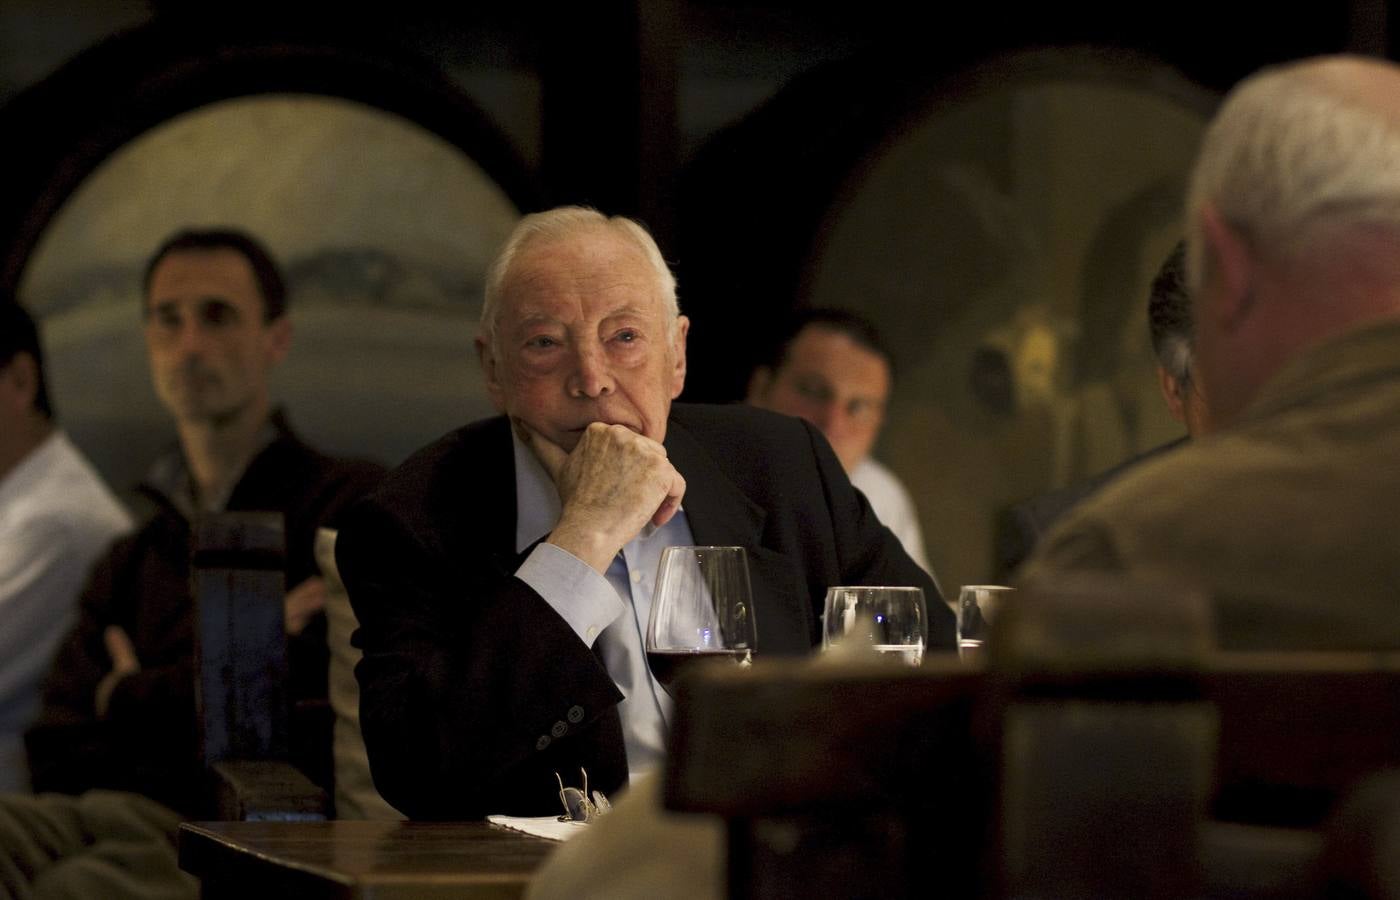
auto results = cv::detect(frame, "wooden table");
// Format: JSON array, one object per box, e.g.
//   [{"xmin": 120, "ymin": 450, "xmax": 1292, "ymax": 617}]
[{"xmin": 179, "ymin": 820, "xmax": 558, "ymax": 900}]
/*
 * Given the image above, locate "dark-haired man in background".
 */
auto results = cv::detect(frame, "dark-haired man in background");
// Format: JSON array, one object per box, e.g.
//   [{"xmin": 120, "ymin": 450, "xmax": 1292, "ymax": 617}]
[
  {"xmin": 746, "ymin": 308, "xmax": 931, "ymax": 573},
  {"xmin": 994, "ymin": 241, "xmax": 1208, "ymax": 579},
  {"xmin": 0, "ymin": 302, "xmax": 130, "ymax": 793},
  {"xmin": 26, "ymin": 228, "xmax": 382, "ymax": 814}
]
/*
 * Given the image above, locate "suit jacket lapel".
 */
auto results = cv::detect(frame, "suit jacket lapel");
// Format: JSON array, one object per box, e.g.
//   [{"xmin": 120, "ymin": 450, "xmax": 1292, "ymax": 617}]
[
  {"xmin": 664, "ymin": 413, "xmax": 812, "ymax": 652},
  {"xmin": 664, "ymin": 413, "xmax": 765, "ymax": 548},
  {"xmin": 463, "ymin": 417, "xmax": 525, "ymax": 572}
]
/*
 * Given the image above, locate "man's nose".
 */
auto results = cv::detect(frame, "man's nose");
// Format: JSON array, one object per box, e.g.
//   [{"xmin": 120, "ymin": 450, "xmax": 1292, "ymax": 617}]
[
  {"xmin": 174, "ymin": 319, "xmax": 209, "ymax": 357},
  {"xmin": 810, "ymin": 400, "xmax": 840, "ymax": 434},
  {"xmin": 569, "ymin": 345, "xmax": 615, "ymax": 398}
]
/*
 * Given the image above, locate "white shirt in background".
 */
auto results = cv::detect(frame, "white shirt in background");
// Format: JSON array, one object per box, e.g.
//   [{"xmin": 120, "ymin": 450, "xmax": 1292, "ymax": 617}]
[
  {"xmin": 0, "ymin": 431, "xmax": 131, "ymax": 791},
  {"xmin": 850, "ymin": 457, "xmax": 931, "ymax": 576}
]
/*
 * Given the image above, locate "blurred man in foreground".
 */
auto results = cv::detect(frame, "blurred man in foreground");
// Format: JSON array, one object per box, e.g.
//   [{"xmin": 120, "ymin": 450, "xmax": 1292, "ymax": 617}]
[
  {"xmin": 746, "ymin": 308, "xmax": 931, "ymax": 572},
  {"xmin": 1022, "ymin": 55, "xmax": 1400, "ymax": 649},
  {"xmin": 336, "ymin": 207, "xmax": 948, "ymax": 820}
]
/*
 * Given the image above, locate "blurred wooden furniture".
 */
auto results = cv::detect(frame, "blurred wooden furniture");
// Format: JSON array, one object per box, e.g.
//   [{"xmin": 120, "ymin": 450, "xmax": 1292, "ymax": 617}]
[
  {"xmin": 667, "ymin": 657, "xmax": 984, "ymax": 900},
  {"xmin": 178, "ymin": 820, "xmax": 556, "ymax": 900},
  {"xmin": 193, "ymin": 511, "xmax": 328, "ymax": 820},
  {"xmin": 1210, "ymin": 653, "xmax": 1400, "ymax": 828},
  {"xmin": 985, "ymin": 578, "xmax": 1216, "ymax": 899},
  {"xmin": 666, "ymin": 577, "xmax": 1400, "ymax": 899}
]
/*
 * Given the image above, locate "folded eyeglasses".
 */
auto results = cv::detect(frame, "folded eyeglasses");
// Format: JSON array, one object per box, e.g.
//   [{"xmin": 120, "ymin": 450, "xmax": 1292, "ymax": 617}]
[{"xmin": 556, "ymin": 768, "xmax": 612, "ymax": 823}]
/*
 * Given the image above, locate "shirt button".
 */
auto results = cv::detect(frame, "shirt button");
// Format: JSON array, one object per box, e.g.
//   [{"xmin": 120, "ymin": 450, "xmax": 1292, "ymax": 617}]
[
  {"xmin": 551, "ymin": 721, "xmax": 568, "ymax": 738},
  {"xmin": 586, "ymin": 626, "xmax": 599, "ymax": 640},
  {"xmin": 567, "ymin": 705, "xmax": 585, "ymax": 724},
  {"xmin": 630, "ymin": 570, "xmax": 642, "ymax": 583},
  {"xmin": 536, "ymin": 734, "xmax": 552, "ymax": 751}
]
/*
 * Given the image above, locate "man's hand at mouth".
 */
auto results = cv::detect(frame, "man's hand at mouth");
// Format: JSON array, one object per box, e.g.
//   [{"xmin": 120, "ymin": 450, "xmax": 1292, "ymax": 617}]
[{"xmin": 517, "ymin": 419, "xmax": 686, "ymax": 573}]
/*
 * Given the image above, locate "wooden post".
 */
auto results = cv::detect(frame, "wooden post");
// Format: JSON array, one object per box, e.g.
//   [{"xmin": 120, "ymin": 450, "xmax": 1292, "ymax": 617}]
[{"xmin": 192, "ymin": 511, "xmax": 288, "ymax": 769}]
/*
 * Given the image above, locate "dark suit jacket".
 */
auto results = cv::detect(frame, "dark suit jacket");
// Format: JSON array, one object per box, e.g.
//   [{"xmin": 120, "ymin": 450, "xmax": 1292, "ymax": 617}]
[{"xmin": 336, "ymin": 403, "xmax": 949, "ymax": 819}]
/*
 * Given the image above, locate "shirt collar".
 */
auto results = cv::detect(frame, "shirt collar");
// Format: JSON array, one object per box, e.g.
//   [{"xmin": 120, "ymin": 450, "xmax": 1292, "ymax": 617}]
[
  {"xmin": 142, "ymin": 413, "xmax": 283, "ymax": 520},
  {"xmin": 1242, "ymin": 316, "xmax": 1400, "ymax": 425},
  {"xmin": 513, "ymin": 429, "xmax": 562, "ymax": 554}
]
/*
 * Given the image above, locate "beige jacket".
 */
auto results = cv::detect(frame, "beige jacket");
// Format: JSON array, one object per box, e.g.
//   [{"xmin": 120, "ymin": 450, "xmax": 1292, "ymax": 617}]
[{"xmin": 1021, "ymin": 318, "xmax": 1400, "ymax": 650}]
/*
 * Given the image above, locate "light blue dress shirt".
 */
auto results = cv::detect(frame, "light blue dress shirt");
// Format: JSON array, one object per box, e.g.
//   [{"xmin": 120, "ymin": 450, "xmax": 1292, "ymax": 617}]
[{"xmin": 510, "ymin": 432, "xmax": 691, "ymax": 779}]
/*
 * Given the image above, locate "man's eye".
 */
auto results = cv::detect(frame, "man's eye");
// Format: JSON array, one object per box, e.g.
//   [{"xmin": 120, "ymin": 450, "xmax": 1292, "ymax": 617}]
[
  {"xmin": 794, "ymin": 380, "xmax": 832, "ymax": 402},
  {"xmin": 526, "ymin": 336, "xmax": 559, "ymax": 349},
  {"xmin": 847, "ymin": 399, "xmax": 880, "ymax": 420},
  {"xmin": 202, "ymin": 302, "xmax": 237, "ymax": 326},
  {"xmin": 151, "ymin": 308, "xmax": 181, "ymax": 329},
  {"xmin": 614, "ymin": 329, "xmax": 639, "ymax": 343}
]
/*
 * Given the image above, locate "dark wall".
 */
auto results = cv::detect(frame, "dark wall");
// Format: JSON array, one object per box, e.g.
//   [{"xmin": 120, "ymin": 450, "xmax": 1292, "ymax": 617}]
[{"xmin": 0, "ymin": 0, "xmax": 1391, "ymax": 399}]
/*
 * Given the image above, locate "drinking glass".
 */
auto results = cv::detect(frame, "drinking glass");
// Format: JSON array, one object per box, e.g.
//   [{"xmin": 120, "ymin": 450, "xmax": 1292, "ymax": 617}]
[
  {"xmin": 956, "ymin": 585, "xmax": 1014, "ymax": 662},
  {"xmin": 645, "ymin": 546, "xmax": 756, "ymax": 692},
  {"xmin": 821, "ymin": 586, "xmax": 927, "ymax": 666}
]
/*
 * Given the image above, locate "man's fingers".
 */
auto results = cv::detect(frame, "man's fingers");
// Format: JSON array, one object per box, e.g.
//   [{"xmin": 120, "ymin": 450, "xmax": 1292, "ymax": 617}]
[
  {"xmin": 651, "ymin": 470, "xmax": 687, "ymax": 528},
  {"xmin": 285, "ymin": 577, "xmax": 328, "ymax": 636},
  {"xmin": 96, "ymin": 626, "xmax": 139, "ymax": 718},
  {"xmin": 103, "ymin": 625, "xmax": 140, "ymax": 674},
  {"xmin": 516, "ymin": 417, "xmax": 570, "ymax": 483}
]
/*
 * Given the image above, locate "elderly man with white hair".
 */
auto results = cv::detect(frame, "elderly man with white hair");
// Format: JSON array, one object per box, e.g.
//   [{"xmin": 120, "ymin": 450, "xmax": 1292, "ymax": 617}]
[
  {"xmin": 1021, "ymin": 55, "xmax": 1400, "ymax": 650},
  {"xmin": 335, "ymin": 206, "xmax": 948, "ymax": 820}
]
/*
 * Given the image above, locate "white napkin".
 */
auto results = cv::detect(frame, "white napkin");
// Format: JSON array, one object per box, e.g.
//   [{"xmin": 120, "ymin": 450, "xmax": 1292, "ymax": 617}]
[{"xmin": 486, "ymin": 814, "xmax": 590, "ymax": 842}]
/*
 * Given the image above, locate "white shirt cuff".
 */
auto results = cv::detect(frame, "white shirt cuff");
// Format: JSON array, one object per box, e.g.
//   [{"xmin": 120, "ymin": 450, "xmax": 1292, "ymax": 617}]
[{"xmin": 516, "ymin": 542, "xmax": 624, "ymax": 646}]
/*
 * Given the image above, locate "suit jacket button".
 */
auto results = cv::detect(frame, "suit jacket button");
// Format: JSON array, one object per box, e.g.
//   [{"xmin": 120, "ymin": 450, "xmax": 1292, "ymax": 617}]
[
  {"xmin": 567, "ymin": 705, "xmax": 584, "ymax": 724},
  {"xmin": 551, "ymin": 721, "xmax": 568, "ymax": 738},
  {"xmin": 536, "ymin": 734, "xmax": 551, "ymax": 751}
]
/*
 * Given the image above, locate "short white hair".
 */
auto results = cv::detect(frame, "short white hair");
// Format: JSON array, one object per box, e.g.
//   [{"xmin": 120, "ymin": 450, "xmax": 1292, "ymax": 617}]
[
  {"xmin": 1185, "ymin": 56, "xmax": 1400, "ymax": 288},
  {"xmin": 479, "ymin": 206, "xmax": 679, "ymax": 349}
]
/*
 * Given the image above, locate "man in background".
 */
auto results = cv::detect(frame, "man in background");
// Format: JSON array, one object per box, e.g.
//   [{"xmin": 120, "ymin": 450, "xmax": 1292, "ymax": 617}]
[
  {"xmin": 746, "ymin": 308, "xmax": 931, "ymax": 572},
  {"xmin": 994, "ymin": 242, "xmax": 1208, "ymax": 579},
  {"xmin": 27, "ymin": 228, "xmax": 382, "ymax": 811},
  {"xmin": 0, "ymin": 301, "xmax": 130, "ymax": 792},
  {"xmin": 1022, "ymin": 54, "xmax": 1400, "ymax": 650}
]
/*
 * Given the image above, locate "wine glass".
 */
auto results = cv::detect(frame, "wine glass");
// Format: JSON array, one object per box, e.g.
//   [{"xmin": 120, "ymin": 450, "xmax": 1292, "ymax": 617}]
[
  {"xmin": 821, "ymin": 586, "xmax": 927, "ymax": 666},
  {"xmin": 645, "ymin": 546, "xmax": 757, "ymax": 693},
  {"xmin": 956, "ymin": 585, "xmax": 1014, "ymax": 662}
]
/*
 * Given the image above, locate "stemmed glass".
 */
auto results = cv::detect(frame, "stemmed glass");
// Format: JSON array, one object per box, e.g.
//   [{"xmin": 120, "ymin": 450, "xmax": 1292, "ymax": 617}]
[
  {"xmin": 821, "ymin": 586, "xmax": 927, "ymax": 666},
  {"xmin": 645, "ymin": 546, "xmax": 757, "ymax": 693},
  {"xmin": 956, "ymin": 585, "xmax": 1014, "ymax": 662}
]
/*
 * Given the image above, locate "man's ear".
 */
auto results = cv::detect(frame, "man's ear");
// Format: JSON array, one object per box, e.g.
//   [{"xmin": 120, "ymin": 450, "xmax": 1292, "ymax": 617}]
[
  {"xmin": 265, "ymin": 315, "xmax": 293, "ymax": 365},
  {"xmin": 1198, "ymin": 203, "xmax": 1256, "ymax": 330},
  {"xmin": 746, "ymin": 366, "xmax": 773, "ymax": 404},
  {"xmin": 1156, "ymin": 365, "xmax": 1188, "ymax": 425},
  {"xmin": 476, "ymin": 335, "xmax": 507, "ymax": 411},
  {"xmin": 0, "ymin": 353, "xmax": 37, "ymax": 413},
  {"xmin": 669, "ymin": 315, "xmax": 690, "ymax": 399}
]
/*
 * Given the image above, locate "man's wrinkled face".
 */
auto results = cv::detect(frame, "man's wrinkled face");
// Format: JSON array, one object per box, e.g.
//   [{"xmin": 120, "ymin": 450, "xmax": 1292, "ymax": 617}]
[
  {"xmin": 478, "ymin": 228, "xmax": 689, "ymax": 451},
  {"xmin": 144, "ymin": 248, "xmax": 289, "ymax": 427},
  {"xmin": 748, "ymin": 325, "xmax": 890, "ymax": 473}
]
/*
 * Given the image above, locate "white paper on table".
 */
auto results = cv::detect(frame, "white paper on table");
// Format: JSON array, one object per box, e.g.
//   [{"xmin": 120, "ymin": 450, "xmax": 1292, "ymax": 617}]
[{"xmin": 486, "ymin": 814, "xmax": 590, "ymax": 842}]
